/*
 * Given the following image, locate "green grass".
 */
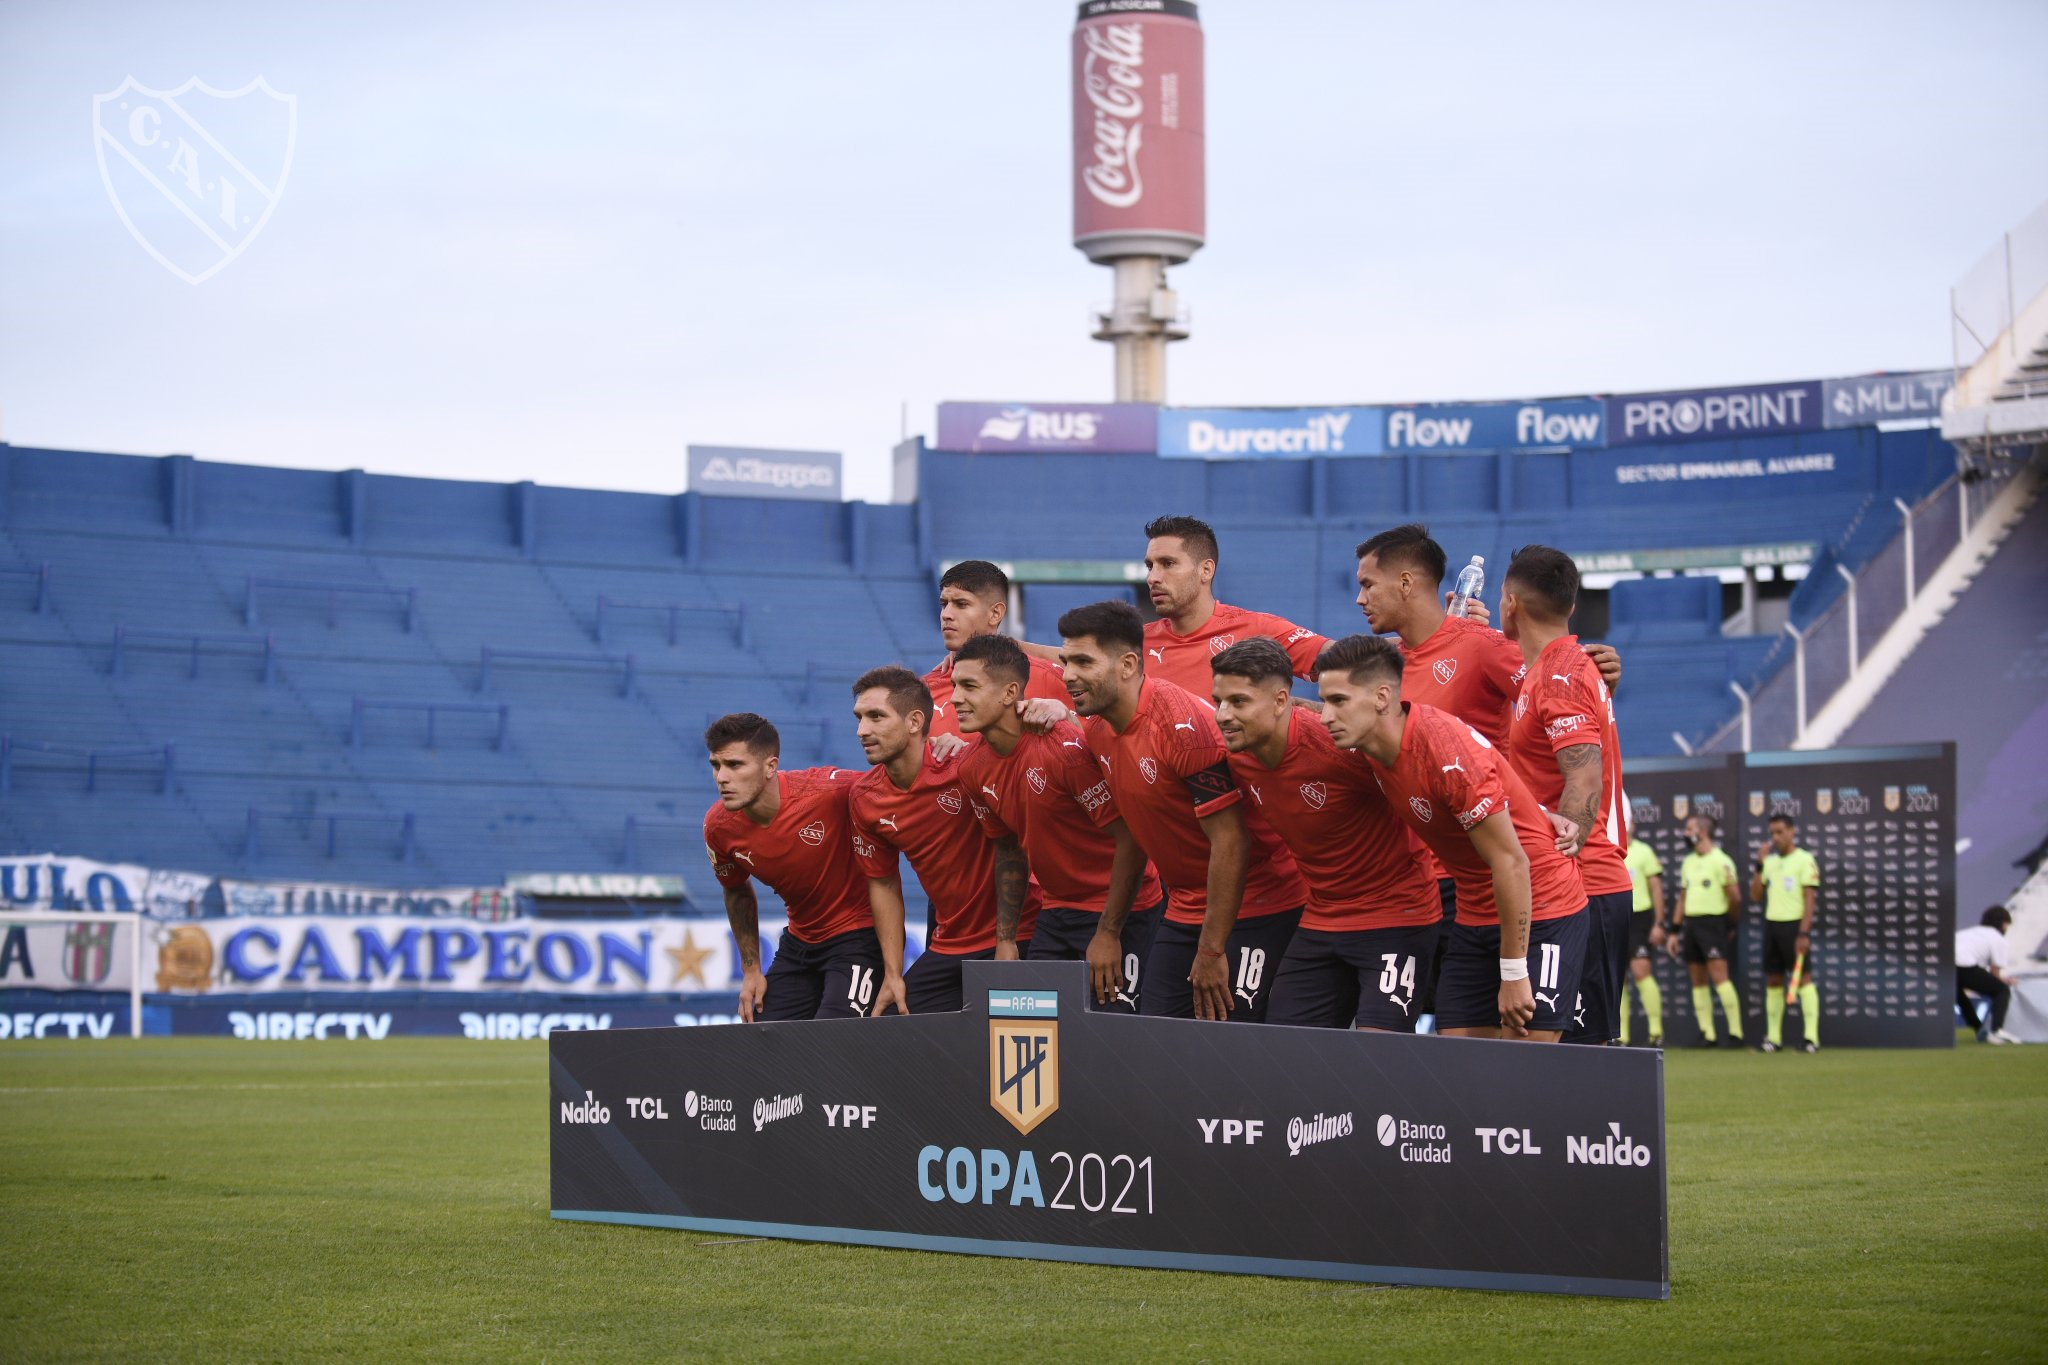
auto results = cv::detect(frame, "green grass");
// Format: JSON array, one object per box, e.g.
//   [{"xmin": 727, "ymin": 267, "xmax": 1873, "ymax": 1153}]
[{"xmin": 2, "ymin": 1038, "xmax": 2043, "ymax": 1363}]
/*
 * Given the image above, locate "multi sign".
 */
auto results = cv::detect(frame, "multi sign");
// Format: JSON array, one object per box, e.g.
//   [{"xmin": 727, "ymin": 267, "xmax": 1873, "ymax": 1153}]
[{"xmin": 551, "ymin": 960, "xmax": 1669, "ymax": 1298}]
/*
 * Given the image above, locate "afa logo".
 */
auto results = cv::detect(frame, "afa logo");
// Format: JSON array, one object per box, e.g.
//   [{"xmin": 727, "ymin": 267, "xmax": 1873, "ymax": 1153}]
[
  {"xmin": 988, "ymin": 990, "xmax": 1059, "ymax": 1135},
  {"xmin": 798, "ymin": 820, "xmax": 827, "ymax": 847},
  {"xmin": 1815, "ymin": 789, "xmax": 1834, "ymax": 815},
  {"xmin": 1883, "ymin": 786, "xmax": 1902, "ymax": 812},
  {"xmin": 1671, "ymin": 794, "xmax": 1690, "ymax": 820},
  {"xmin": 1748, "ymin": 791, "xmax": 1767, "ymax": 817},
  {"xmin": 1432, "ymin": 658, "xmax": 1458, "ymax": 687}
]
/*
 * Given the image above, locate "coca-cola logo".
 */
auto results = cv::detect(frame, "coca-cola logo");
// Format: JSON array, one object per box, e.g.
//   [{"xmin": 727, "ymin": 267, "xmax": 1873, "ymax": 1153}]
[{"xmin": 1080, "ymin": 23, "xmax": 1145, "ymax": 209}]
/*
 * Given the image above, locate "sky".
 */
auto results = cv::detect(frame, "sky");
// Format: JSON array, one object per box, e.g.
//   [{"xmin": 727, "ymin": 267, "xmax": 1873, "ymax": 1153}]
[{"xmin": 2, "ymin": 0, "xmax": 2045, "ymax": 503}]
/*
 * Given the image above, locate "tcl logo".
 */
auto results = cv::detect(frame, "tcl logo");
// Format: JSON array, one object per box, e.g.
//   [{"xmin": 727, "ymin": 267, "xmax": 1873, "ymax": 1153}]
[
  {"xmin": 625, "ymin": 1097, "xmax": 669, "ymax": 1120},
  {"xmin": 1474, "ymin": 1126, "xmax": 1541, "ymax": 1155},
  {"xmin": 824, "ymin": 1103, "xmax": 877, "ymax": 1129},
  {"xmin": 1197, "ymin": 1118, "xmax": 1264, "ymax": 1145}
]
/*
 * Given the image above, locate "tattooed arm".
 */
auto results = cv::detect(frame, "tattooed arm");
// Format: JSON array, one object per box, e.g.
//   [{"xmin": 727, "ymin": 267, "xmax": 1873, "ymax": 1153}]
[
  {"xmin": 1554, "ymin": 743, "xmax": 1601, "ymax": 857},
  {"xmin": 993, "ymin": 834, "xmax": 1029, "ymax": 961}
]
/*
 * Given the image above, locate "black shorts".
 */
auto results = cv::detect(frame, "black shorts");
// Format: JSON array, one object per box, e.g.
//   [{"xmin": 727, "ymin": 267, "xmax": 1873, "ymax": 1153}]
[
  {"xmin": 1436, "ymin": 908, "xmax": 1589, "ymax": 1033},
  {"xmin": 759, "ymin": 926, "xmax": 885, "ymax": 1021},
  {"xmin": 1681, "ymin": 916, "xmax": 1733, "ymax": 965},
  {"xmin": 1026, "ymin": 900, "xmax": 1164, "ymax": 1012},
  {"xmin": 1265, "ymin": 919, "xmax": 1441, "ymax": 1031},
  {"xmin": 1415, "ymin": 877, "xmax": 1457, "ymax": 1016},
  {"xmin": 1763, "ymin": 920, "xmax": 1806, "ymax": 976},
  {"xmin": 901, "ymin": 940, "xmax": 1028, "ymax": 1014},
  {"xmin": 1627, "ymin": 910, "xmax": 1656, "ymax": 960},
  {"xmin": 1140, "ymin": 909, "xmax": 1303, "ymax": 1022},
  {"xmin": 1564, "ymin": 891, "xmax": 1634, "ymax": 1046}
]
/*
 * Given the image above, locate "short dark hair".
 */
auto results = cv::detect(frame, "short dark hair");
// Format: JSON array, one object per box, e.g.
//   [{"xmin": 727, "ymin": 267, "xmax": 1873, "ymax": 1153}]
[
  {"xmin": 954, "ymin": 631, "xmax": 1030, "ymax": 690},
  {"xmin": 939, "ymin": 559, "xmax": 1010, "ymax": 600},
  {"xmin": 1504, "ymin": 544, "xmax": 1579, "ymax": 619},
  {"xmin": 1210, "ymin": 637, "xmax": 1294, "ymax": 689},
  {"xmin": 1311, "ymin": 633, "xmax": 1403, "ymax": 689},
  {"xmin": 1769, "ymin": 813, "xmax": 1796, "ymax": 829},
  {"xmin": 1354, "ymin": 523, "xmax": 1447, "ymax": 587},
  {"xmin": 1982, "ymin": 905, "xmax": 2013, "ymax": 931},
  {"xmin": 1057, "ymin": 599, "xmax": 1146, "ymax": 657},
  {"xmin": 703, "ymin": 712, "xmax": 779, "ymax": 757},
  {"xmin": 851, "ymin": 665, "xmax": 933, "ymax": 725},
  {"xmin": 1144, "ymin": 515, "xmax": 1219, "ymax": 564}
]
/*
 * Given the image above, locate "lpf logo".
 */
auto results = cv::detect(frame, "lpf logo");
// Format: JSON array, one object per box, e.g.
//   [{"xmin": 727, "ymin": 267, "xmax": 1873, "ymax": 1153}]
[
  {"xmin": 987, "ymin": 989, "xmax": 1059, "ymax": 1135},
  {"xmin": 92, "ymin": 77, "xmax": 297, "ymax": 284}
]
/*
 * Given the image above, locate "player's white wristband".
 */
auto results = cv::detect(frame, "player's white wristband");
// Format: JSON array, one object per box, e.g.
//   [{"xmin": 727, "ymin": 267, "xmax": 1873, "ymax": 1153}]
[{"xmin": 1499, "ymin": 957, "xmax": 1529, "ymax": 981}]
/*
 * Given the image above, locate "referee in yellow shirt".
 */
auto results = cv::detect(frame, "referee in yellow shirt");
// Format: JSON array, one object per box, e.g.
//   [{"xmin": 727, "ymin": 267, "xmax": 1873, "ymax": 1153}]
[
  {"xmin": 1670, "ymin": 812, "xmax": 1743, "ymax": 1047},
  {"xmin": 1752, "ymin": 814, "xmax": 1821, "ymax": 1053}
]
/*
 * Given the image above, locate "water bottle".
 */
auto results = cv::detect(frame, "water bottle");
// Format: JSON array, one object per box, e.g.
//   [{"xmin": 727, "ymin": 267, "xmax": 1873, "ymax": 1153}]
[{"xmin": 1449, "ymin": 555, "xmax": 1485, "ymax": 619}]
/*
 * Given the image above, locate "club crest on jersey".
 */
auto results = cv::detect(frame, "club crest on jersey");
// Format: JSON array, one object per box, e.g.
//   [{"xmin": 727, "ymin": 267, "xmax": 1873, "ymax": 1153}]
[
  {"xmin": 1432, "ymin": 658, "xmax": 1458, "ymax": 686},
  {"xmin": 798, "ymin": 820, "xmax": 827, "ymax": 846},
  {"xmin": 1514, "ymin": 694, "xmax": 1527, "ymax": 720},
  {"xmin": 988, "ymin": 990, "xmax": 1059, "ymax": 1135},
  {"xmin": 1815, "ymin": 789, "xmax": 1833, "ymax": 815},
  {"xmin": 1300, "ymin": 781, "xmax": 1327, "ymax": 810},
  {"xmin": 1409, "ymin": 797, "xmax": 1434, "ymax": 823},
  {"xmin": 1208, "ymin": 634, "xmax": 1237, "ymax": 655},
  {"xmin": 1138, "ymin": 757, "xmax": 1159, "ymax": 784},
  {"xmin": 936, "ymin": 790, "xmax": 964, "ymax": 815},
  {"xmin": 1026, "ymin": 767, "xmax": 1047, "ymax": 795}
]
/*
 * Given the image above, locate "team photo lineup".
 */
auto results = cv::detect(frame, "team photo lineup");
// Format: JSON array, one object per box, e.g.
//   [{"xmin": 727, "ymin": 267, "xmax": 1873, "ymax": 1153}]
[{"xmin": 704, "ymin": 514, "xmax": 1818, "ymax": 1050}]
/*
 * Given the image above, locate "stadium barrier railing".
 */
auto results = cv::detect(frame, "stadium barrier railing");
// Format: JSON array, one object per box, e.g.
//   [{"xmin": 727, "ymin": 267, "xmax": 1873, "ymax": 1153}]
[
  {"xmin": 111, "ymin": 625, "xmax": 276, "ymax": 684},
  {"xmin": 477, "ymin": 646, "xmax": 637, "ymax": 698},
  {"xmin": 246, "ymin": 806, "xmax": 417, "ymax": 863},
  {"xmin": 0, "ymin": 737, "xmax": 176, "ymax": 796},
  {"xmin": 1, "ymin": 562, "xmax": 51, "ymax": 613},
  {"xmin": 246, "ymin": 576, "xmax": 416, "ymax": 632},
  {"xmin": 349, "ymin": 697, "xmax": 509, "ymax": 750},
  {"xmin": 593, "ymin": 596, "xmax": 748, "ymax": 649}
]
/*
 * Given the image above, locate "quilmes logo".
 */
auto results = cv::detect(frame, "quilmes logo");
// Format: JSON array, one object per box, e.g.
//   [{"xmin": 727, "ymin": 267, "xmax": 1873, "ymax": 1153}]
[
  {"xmin": 560, "ymin": 1090, "xmax": 611, "ymax": 1126},
  {"xmin": 988, "ymin": 989, "xmax": 1060, "ymax": 1135},
  {"xmin": 92, "ymin": 76, "xmax": 297, "ymax": 284},
  {"xmin": 752, "ymin": 1092, "xmax": 804, "ymax": 1132},
  {"xmin": 1286, "ymin": 1110, "xmax": 1355, "ymax": 1157},
  {"xmin": 978, "ymin": 407, "xmax": 1101, "ymax": 444},
  {"xmin": 1078, "ymin": 21, "xmax": 1146, "ymax": 209},
  {"xmin": 1567, "ymin": 1120, "xmax": 1653, "ymax": 1167}
]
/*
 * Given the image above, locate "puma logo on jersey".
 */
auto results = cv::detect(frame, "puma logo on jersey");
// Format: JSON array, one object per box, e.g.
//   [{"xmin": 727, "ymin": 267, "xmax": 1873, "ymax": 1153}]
[
  {"xmin": 1061, "ymin": 740, "xmax": 1085, "ymax": 750},
  {"xmin": 1246, "ymin": 783, "xmax": 1263, "ymax": 806},
  {"xmin": 981, "ymin": 784, "xmax": 1000, "ymax": 804},
  {"xmin": 1147, "ymin": 648, "xmax": 1165, "ymax": 664},
  {"xmin": 1441, "ymin": 757, "xmax": 1466, "ymax": 776},
  {"xmin": 734, "ymin": 850, "xmax": 755, "ymax": 865},
  {"xmin": 876, "ymin": 816, "xmax": 899, "ymax": 832},
  {"xmin": 1173, "ymin": 718, "xmax": 1196, "ymax": 733},
  {"xmin": 1388, "ymin": 994, "xmax": 1412, "ymax": 1016},
  {"xmin": 1235, "ymin": 987, "xmax": 1256, "ymax": 1007},
  {"xmin": 1551, "ymin": 673, "xmax": 1573, "ymax": 686},
  {"xmin": 1534, "ymin": 990, "xmax": 1559, "ymax": 1010}
]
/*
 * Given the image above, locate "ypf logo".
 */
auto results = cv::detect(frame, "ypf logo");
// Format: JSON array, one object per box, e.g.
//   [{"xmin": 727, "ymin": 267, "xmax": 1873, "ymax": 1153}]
[{"xmin": 92, "ymin": 77, "xmax": 297, "ymax": 284}]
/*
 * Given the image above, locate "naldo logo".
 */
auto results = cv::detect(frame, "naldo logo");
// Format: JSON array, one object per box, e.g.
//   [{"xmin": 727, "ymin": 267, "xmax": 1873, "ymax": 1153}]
[{"xmin": 1568, "ymin": 1121, "xmax": 1653, "ymax": 1167}]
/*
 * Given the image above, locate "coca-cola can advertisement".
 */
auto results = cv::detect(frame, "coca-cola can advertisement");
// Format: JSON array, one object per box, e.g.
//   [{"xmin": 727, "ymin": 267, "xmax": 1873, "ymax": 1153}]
[{"xmin": 1072, "ymin": 0, "xmax": 1205, "ymax": 264}]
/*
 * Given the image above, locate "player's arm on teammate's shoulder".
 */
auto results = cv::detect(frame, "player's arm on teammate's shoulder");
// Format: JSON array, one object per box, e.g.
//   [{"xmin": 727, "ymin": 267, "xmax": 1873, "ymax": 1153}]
[
  {"xmin": 1013, "ymin": 639, "xmax": 1064, "ymax": 665},
  {"xmin": 1090, "ymin": 818, "xmax": 1146, "ymax": 1004},
  {"xmin": 864, "ymin": 876, "xmax": 910, "ymax": 1015},
  {"xmin": 1584, "ymin": 643, "xmax": 1621, "ymax": 690},
  {"xmin": 1018, "ymin": 696, "xmax": 1075, "ymax": 731},
  {"xmin": 992, "ymin": 835, "xmax": 1029, "ymax": 961},
  {"xmin": 1192, "ymin": 800, "xmax": 1249, "ymax": 1021},
  {"xmin": 1467, "ymin": 810, "xmax": 1536, "ymax": 1034}
]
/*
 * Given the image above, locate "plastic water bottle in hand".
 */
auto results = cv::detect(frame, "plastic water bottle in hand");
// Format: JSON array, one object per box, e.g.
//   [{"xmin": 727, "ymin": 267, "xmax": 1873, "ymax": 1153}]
[{"xmin": 1449, "ymin": 555, "xmax": 1486, "ymax": 618}]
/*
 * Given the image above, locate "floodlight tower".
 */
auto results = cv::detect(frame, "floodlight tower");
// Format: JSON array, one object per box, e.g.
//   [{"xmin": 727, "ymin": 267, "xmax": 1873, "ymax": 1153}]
[{"xmin": 1072, "ymin": 1, "xmax": 1205, "ymax": 404}]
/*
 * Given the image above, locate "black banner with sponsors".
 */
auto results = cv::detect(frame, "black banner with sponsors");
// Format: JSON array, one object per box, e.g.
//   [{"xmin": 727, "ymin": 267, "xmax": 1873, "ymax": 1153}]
[
  {"xmin": 1735, "ymin": 744, "xmax": 1954, "ymax": 1048},
  {"xmin": 550, "ymin": 961, "xmax": 1668, "ymax": 1299},
  {"xmin": 1623, "ymin": 746, "xmax": 1954, "ymax": 1049}
]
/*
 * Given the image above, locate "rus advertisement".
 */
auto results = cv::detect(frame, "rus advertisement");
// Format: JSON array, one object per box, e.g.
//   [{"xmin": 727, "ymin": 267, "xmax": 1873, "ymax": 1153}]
[
  {"xmin": 551, "ymin": 961, "xmax": 1669, "ymax": 1298},
  {"xmin": 934, "ymin": 402, "xmax": 1158, "ymax": 454}
]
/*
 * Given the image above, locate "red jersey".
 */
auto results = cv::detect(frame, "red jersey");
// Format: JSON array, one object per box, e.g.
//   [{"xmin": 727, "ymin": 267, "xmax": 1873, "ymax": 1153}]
[
  {"xmin": 702, "ymin": 767, "xmax": 874, "ymax": 944},
  {"xmin": 1081, "ymin": 677, "xmax": 1307, "ymax": 926},
  {"xmin": 1364, "ymin": 703, "xmax": 1585, "ymax": 928},
  {"xmin": 958, "ymin": 722, "xmax": 1163, "ymax": 914},
  {"xmin": 1226, "ymin": 709, "xmax": 1441, "ymax": 933},
  {"xmin": 1507, "ymin": 635, "xmax": 1633, "ymax": 897},
  {"xmin": 1398, "ymin": 614, "xmax": 1528, "ymax": 883},
  {"xmin": 1142, "ymin": 601, "xmax": 1329, "ymax": 698},
  {"xmin": 848, "ymin": 747, "xmax": 1041, "ymax": 953},
  {"xmin": 924, "ymin": 653, "xmax": 1070, "ymax": 740}
]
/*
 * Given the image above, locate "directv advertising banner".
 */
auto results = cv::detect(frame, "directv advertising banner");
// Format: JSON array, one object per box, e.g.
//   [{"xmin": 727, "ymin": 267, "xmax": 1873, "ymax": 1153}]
[
  {"xmin": 1383, "ymin": 399, "xmax": 1606, "ymax": 452},
  {"xmin": 1606, "ymin": 380, "xmax": 1822, "ymax": 447},
  {"xmin": 1157, "ymin": 407, "xmax": 1384, "ymax": 459},
  {"xmin": 1821, "ymin": 371, "xmax": 1951, "ymax": 429},
  {"xmin": 686, "ymin": 445, "xmax": 842, "ymax": 501},
  {"xmin": 934, "ymin": 402, "xmax": 1157, "ymax": 454}
]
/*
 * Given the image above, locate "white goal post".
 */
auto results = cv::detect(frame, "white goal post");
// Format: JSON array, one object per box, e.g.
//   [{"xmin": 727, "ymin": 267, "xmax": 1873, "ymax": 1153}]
[{"xmin": 0, "ymin": 910, "xmax": 146, "ymax": 1038}]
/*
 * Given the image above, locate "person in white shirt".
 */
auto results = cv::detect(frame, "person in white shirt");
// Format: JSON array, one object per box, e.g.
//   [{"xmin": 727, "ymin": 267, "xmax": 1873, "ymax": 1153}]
[{"xmin": 1956, "ymin": 906, "xmax": 2020, "ymax": 1044}]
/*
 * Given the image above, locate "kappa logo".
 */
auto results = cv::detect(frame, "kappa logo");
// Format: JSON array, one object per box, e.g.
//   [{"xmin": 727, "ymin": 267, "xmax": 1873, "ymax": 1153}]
[
  {"xmin": 1026, "ymin": 767, "xmax": 1047, "ymax": 795},
  {"xmin": 936, "ymin": 790, "xmax": 964, "ymax": 815},
  {"xmin": 1138, "ymin": 757, "xmax": 1159, "ymax": 784},
  {"xmin": 988, "ymin": 990, "xmax": 1059, "ymax": 1135},
  {"xmin": 92, "ymin": 76, "xmax": 298, "ymax": 284},
  {"xmin": 1409, "ymin": 797, "xmax": 1434, "ymax": 823},
  {"xmin": 1300, "ymin": 782, "xmax": 1327, "ymax": 810},
  {"xmin": 798, "ymin": 821, "xmax": 827, "ymax": 847},
  {"xmin": 1208, "ymin": 634, "xmax": 1237, "ymax": 655},
  {"xmin": 1432, "ymin": 658, "xmax": 1458, "ymax": 686}
]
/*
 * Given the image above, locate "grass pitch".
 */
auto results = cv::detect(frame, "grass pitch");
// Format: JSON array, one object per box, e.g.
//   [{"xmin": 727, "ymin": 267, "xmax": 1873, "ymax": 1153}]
[{"xmin": 2, "ymin": 1038, "xmax": 2043, "ymax": 1363}]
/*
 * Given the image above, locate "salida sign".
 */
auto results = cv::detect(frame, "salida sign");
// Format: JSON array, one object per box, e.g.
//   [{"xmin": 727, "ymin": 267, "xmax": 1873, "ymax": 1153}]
[{"xmin": 553, "ymin": 961, "xmax": 1668, "ymax": 1298}]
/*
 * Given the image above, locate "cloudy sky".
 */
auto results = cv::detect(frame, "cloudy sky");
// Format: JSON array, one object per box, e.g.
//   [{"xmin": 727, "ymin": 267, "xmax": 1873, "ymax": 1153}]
[{"xmin": 3, "ymin": 0, "xmax": 2044, "ymax": 501}]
